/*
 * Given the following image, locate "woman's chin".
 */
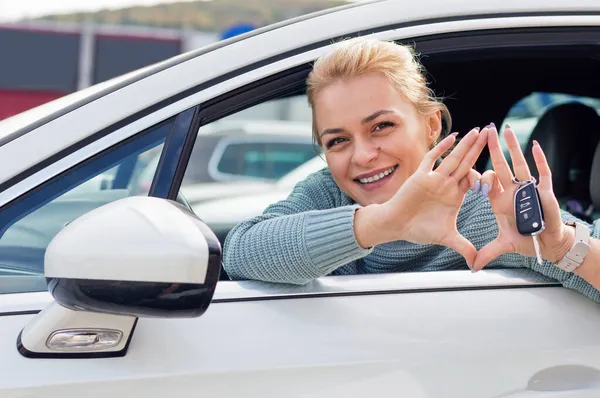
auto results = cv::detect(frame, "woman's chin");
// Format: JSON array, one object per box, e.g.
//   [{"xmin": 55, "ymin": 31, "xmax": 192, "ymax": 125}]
[
  {"xmin": 351, "ymin": 176, "xmax": 404, "ymax": 205},
  {"xmin": 352, "ymin": 190, "xmax": 396, "ymax": 206}
]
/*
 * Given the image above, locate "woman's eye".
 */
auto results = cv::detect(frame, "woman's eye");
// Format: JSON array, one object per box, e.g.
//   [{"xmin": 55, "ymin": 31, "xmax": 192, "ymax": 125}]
[
  {"xmin": 373, "ymin": 121, "xmax": 395, "ymax": 131},
  {"xmin": 326, "ymin": 137, "xmax": 347, "ymax": 149}
]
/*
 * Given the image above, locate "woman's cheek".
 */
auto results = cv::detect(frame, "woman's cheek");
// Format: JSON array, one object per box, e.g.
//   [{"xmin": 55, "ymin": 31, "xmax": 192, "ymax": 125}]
[{"xmin": 324, "ymin": 152, "xmax": 345, "ymax": 179}]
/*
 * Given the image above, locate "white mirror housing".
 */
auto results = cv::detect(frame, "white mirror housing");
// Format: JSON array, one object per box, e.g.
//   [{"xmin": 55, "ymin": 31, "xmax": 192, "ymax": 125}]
[
  {"xmin": 18, "ymin": 196, "xmax": 222, "ymax": 358},
  {"xmin": 44, "ymin": 195, "xmax": 222, "ymax": 318}
]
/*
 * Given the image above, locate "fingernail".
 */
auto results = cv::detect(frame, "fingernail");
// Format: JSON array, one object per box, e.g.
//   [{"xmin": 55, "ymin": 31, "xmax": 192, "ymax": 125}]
[
  {"xmin": 490, "ymin": 122, "xmax": 496, "ymax": 128},
  {"xmin": 451, "ymin": 132, "xmax": 459, "ymax": 137},
  {"xmin": 474, "ymin": 127, "xmax": 481, "ymax": 132},
  {"xmin": 471, "ymin": 268, "xmax": 478, "ymax": 273},
  {"xmin": 466, "ymin": 262, "xmax": 473, "ymax": 270},
  {"xmin": 533, "ymin": 139, "xmax": 539, "ymax": 147},
  {"xmin": 474, "ymin": 179, "xmax": 481, "ymax": 193},
  {"xmin": 481, "ymin": 183, "xmax": 490, "ymax": 196},
  {"xmin": 505, "ymin": 123, "xmax": 511, "ymax": 129}
]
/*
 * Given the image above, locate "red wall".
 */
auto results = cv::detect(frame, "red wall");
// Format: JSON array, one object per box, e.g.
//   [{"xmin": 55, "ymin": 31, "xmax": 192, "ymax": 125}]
[{"xmin": 0, "ymin": 90, "xmax": 66, "ymax": 120}]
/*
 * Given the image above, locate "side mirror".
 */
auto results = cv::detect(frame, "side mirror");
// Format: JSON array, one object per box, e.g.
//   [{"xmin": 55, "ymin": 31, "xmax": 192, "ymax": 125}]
[{"xmin": 18, "ymin": 196, "xmax": 221, "ymax": 358}]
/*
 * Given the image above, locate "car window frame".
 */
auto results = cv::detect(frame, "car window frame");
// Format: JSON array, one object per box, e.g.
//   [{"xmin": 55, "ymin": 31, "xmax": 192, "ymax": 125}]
[
  {"xmin": 4, "ymin": 22, "xmax": 600, "ymax": 306},
  {"xmin": 0, "ymin": 106, "xmax": 202, "ymax": 296}
]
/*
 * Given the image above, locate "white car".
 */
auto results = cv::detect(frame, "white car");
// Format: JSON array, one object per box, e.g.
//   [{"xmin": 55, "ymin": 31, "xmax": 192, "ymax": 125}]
[{"xmin": 2, "ymin": 1, "xmax": 600, "ymax": 397}]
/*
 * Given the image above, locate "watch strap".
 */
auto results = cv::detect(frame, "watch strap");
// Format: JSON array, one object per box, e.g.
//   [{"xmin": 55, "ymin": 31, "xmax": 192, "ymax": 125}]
[{"xmin": 555, "ymin": 221, "xmax": 591, "ymax": 272}]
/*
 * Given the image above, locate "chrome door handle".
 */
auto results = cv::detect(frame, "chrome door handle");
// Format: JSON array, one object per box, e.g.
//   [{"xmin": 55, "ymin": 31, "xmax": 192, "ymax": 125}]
[
  {"xmin": 495, "ymin": 365, "xmax": 600, "ymax": 397},
  {"xmin": 526, "ymin": 365, "xmax": 600, "ymax": 391}
]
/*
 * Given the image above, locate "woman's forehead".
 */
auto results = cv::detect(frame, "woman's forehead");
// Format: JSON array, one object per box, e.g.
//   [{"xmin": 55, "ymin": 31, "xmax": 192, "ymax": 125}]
[
  {"xmin": 316, "ymin": 76, "xmax": 411, "ymax": 112},
  {"xmin": 315, "ymin": 88, "xmax": 411, "ymax": 128}
]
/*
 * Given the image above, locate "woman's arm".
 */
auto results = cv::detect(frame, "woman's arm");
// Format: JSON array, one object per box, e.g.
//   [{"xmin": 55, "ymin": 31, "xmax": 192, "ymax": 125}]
[
  {"xmin": 223, "ymin": 170, "xmax": 372, "ymax": 284},
  {"xmin": 571, "ymin": 233, "xmax": 600, "ymax": 291},
  {"xmin": 525, "ymin": 210, "xmax": 600, "ymax": 302}
]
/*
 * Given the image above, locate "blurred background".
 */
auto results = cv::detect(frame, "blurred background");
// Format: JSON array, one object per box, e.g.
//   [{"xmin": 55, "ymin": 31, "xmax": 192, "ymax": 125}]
[{"xmin": 0, "ymin": 0, "xmax": 355, "ymax": 120}]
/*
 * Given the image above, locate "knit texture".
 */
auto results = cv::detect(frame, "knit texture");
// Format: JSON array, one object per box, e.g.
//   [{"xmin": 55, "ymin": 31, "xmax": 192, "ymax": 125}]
[{"xmin": 223, "ymin": 167, "xmax": 600, "ymax": 303}]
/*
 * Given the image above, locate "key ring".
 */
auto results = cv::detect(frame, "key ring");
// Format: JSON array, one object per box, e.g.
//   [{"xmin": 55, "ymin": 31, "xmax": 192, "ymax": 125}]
[{"xmin": 512, "ymin": 176, "xmax": 537, "ymax": 186}]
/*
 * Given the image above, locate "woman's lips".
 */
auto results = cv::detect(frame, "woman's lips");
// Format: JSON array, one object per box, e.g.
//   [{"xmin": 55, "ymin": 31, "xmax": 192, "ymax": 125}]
[{"xmin": 354, "ymin": 165, "xmax": 397, "ymax": 192}]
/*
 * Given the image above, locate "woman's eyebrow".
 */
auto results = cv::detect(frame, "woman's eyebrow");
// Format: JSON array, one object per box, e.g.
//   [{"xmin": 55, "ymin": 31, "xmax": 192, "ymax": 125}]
[
  {"xmin": 361, "ymin": 109, "xmax": 394, "ymax": 125},
  {"xmin": 320, "ymin": 127, "xmax": 345, "ymax": 138},
  {"xmin": 320, "ymin": 109, "xmax": 396, "ymax": 138}
]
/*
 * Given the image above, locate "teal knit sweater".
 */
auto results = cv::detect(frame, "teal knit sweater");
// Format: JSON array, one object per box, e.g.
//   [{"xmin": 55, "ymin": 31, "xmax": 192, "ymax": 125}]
[{"xmin": 223, "ymin": 167, "xmax": 600, "ymax": 302}]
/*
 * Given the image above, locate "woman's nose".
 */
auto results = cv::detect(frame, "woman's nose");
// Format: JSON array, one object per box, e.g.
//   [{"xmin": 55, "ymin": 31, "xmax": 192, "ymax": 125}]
[{"xmin": 352, "ymin": 139, "xmax": 379, "ymax": 166}]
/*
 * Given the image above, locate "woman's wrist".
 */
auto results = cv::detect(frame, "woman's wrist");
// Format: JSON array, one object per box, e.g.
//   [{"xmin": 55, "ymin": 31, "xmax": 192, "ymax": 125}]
[
  {"xmin": 354, "ymin": 203, "xmax": 392, "ymax": 248},
  {"xmin": 544, "ymin": 224, "xmax": 576, "ymax": 264}
]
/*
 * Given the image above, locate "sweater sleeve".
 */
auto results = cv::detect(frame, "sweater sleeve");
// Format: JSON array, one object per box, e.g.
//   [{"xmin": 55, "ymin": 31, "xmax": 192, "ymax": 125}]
[{"xmin": 222, "ymin": 170, "xmax": 373, "ymax": 284}]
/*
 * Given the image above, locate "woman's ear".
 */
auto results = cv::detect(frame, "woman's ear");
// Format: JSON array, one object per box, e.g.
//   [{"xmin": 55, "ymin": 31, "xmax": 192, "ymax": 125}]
[{"xmin": 426, "ymin": 110, "xmax": 442, "ymax": 147}]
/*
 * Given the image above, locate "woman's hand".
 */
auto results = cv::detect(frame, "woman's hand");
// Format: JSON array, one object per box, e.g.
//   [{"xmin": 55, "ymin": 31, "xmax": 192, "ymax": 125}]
[
  {"xmin": 472, "ymin": 124, "xmax": 575, "ymax": 270},
  {"xmin": 355, "ymin": 127, "xmax": 488, "ymax": 266}
]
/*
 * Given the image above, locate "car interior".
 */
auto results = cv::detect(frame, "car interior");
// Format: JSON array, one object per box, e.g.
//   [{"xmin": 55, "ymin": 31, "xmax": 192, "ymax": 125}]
[{"xmin": 416, "ymin": 34, "xmax": 600, "ymax": 224}]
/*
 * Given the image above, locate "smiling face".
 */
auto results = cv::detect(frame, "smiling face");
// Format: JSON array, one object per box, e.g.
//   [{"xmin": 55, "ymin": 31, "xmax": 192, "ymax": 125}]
[{"xmin": 314, "ymin": 73, "xmax": 442, "ymax": 206}]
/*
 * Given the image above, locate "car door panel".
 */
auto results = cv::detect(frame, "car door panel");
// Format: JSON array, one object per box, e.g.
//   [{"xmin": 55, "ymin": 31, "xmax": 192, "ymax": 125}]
[{"xmin": 2, "ymin": 279, "xmax": 600, "ymax": 397}]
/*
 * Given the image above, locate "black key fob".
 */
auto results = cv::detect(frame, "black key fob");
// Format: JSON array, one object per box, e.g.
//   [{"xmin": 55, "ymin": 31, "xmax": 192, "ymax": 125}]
[{"xmin": 514, "ymin": 179, "xmax": 545, "ymax": 236}]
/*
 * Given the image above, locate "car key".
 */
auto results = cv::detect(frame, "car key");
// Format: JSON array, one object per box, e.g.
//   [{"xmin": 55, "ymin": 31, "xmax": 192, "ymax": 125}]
[{"xmin": 514, "ymin": 178, "xmax": 545, "ymax": 265}]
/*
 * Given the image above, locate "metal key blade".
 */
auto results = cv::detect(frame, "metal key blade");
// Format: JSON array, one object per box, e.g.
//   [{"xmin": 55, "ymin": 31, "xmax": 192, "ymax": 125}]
[{"xmin": 532, "ymin": 235, "xmax": 543, "ymax": 265}]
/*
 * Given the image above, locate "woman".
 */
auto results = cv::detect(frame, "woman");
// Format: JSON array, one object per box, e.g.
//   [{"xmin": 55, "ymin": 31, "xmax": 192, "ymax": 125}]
[{"xmin": 223, "ymin": 37, "xmax": 600, "ymax": 302}]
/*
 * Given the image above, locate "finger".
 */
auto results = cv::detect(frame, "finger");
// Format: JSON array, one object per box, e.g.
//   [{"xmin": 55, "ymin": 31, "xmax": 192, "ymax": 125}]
[
  {"xmin": 443, "ymin": 232, "xmax": 477, "ymax": 267},
  {"xmin": 467, "ymin": 168, "xmax": 482, "ymax": 192},
  {"xmin": 473, "ymin": 238, "xmax": 513, "ymax": 271},
  {"xmin": 531, "ymin": 140, "xmax": 552, "ymax": 191},
  {"xmin": 436, "ymin": 128, "xmax": 480, "ymax": 175},
  {"xmin": 458, "ymin": 175, "xmax": 470, "ymax": 193},
  {"xmin": 532, "ymin": 140, "xmax": 562, "ymax": 232},
  {"xmin": 418, "ymin": 132, "xmax": 459, "ymax": 172},
  {"xmin": 451, "ymin": 127, "xmax": 489, "ymax": 179},
  {"xmin": 487, "ymin": 123, "xmax": 513, "ymax": 186},
  {"xmin": 503, "ymin": 124, "xmax": 532, "ymax": 182},
  {"xmin": 479, "ymin": 170, "xmax": 500, "ymax": 198}
]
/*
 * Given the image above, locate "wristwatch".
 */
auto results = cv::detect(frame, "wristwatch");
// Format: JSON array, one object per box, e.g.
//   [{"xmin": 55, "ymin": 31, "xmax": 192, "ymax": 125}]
[{"xmin": 555, "ymin": 221, "xmax": 591, "ymax": 272}]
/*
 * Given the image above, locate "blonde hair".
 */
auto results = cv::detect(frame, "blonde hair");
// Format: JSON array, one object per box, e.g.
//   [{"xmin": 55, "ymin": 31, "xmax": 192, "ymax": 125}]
[{"xmin": 307, "ymin": 37, "xmax": 451, "ymax": 147}]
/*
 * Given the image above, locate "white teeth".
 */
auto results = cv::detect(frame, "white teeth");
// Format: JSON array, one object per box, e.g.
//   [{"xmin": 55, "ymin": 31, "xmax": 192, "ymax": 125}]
[{"xmin": 358, "ymin": 166, "xmax": 397, "ymax": 184}]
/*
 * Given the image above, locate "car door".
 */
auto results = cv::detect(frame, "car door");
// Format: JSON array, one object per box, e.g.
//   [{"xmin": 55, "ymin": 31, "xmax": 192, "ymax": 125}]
[{"xmin": 2, "ymin": 4, "xmax": 600, "ymax": 398}]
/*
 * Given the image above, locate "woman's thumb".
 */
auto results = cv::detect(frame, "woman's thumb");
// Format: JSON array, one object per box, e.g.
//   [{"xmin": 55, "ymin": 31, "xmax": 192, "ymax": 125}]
[{"xmin": 443, "ymin": 232, "xmax": 477, "ymax": 269}]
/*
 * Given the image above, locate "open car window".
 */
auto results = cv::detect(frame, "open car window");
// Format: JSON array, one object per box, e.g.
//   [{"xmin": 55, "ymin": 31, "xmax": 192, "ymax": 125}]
[{"xmin": 0, "ymin": 119, "xmax": 171, "ymax": 294}]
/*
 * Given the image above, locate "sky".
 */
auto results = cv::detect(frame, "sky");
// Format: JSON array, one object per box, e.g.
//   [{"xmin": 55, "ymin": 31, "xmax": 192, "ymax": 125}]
[
  {"xmin": 0, "ymin": 0, "xmax": 359, "ymax": 22},
  {"xmin": 0, "ymin": 0, "xmax": 205, "ymax": 22}
]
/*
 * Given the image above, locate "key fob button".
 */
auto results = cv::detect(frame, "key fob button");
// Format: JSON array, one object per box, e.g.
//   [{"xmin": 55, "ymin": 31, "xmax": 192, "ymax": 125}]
[{"xmin": 515, "ymin": 180, "xmax": 544, "ymax": 236}]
